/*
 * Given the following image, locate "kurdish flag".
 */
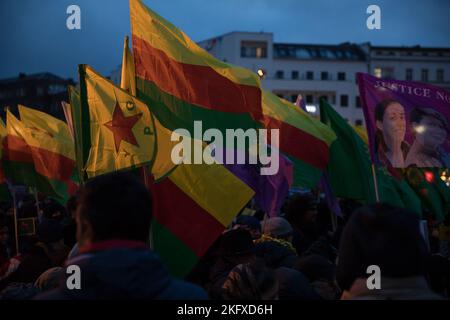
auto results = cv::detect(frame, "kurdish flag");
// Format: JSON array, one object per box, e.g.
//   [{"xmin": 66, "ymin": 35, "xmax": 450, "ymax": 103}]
[
  {"xmin": 130, "ymin": 0, "xmax": 262, "ymax": 138},
  {"xmin": 78, "ymin": 65, "xmax": 157, "ymax": 179},
  {"xmin": 67, "ymin": 86, "xmax": 85, "ymax": 183},
  {"xmin": 261, "ymin": 91, "xmax": 336, "ymax": 188},
  {"xmin": 148, "ymin": 162, "xmax": 254, "ymax": 277},
  {"xmin": 129, "ymin": 0, "xmax": 336, "ymax": 190},
  {"xmin": 3, "ymin": 108, "xmax": 78, "ymax": 204},
  {"xmin": 119, "ymin": 29, "xmax": 255, "ymax": 275},
  {"xmin": 120, "ymin": 34, "xmax": 177, "ymax": 180}
]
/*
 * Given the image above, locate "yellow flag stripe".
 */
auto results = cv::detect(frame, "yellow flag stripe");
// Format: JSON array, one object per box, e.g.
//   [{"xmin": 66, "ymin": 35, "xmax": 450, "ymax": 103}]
[{"xmin": 168, "ymin": 163, "xmax": 254, "ymax": 227}]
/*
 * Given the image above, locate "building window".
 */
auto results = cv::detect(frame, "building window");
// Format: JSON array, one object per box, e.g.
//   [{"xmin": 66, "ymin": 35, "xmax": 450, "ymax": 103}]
[
  {"xmin": 291, "ymin": 71, "xmax": 299, "ymax": 80},
  {"xmin": 306, "ymin": 95, "xmax": 313, "ymax": 104},
  {"xmin": 374, "ymin": 68, "xmax": 382, "ymax": 78},
  {"xmin": 437, "ymin": 69, "xmax": 444, "ymax": 82},
  {"xmin": 331, "ymin": 95, "xmax": 336, "ymax": 105},
  {"xmin": 321, "ymin": 72, "xmax": 329, "ymax": 81},
  {"xmin": 340, "ymin": 95, "xmax": 348, "ymax": 107},
  {"xmin": 337, "ymin": 72, "xmax": 346, "ymax": 81},
  {"xmin": 241, "ymin": 41, "xmax": 267, "ymax": 58},
  {"xmin": 291, "ymin": 95, "xmax": 298, "ymax": 103},
  {"xmin": 16, "ymin": 88, "xmax": 25, "ymax": 97},
  {"xmin": 36, "ymin": 86, "xmax": 45, "ymax": 96},
  {"xmin": 355, "ymin": 119, "xmax": 363, "ymax": 126},
  {"xmin": 276, "ymin": 93, "xmax": 284, "ymax": 99},
  {"xmin": 421, "ymin": 69, "xmax": 429, "ymax": 82},
  {"xmin": 275, "ymin": 70, "xmax": 284, "ymax": 79},
  {"xmin": 355, "ymin": 96, "xmax": 361, "ymax": 108},
  {"xmin": 406, "ymin": 69, "xmax": 413, "ymax": 81},
  {"xmin": 306, "ymin": 71, "xmax": 314, "ymax": 80},
  {"xmin": 48, "ymin": 84, "xmax": 65, "ymax": 94},
  {"xmin": 373, "ymin": 67, "xmax": 395, "ymax": 79},
  {"xmin": 382, "ymin": 67, "xmax": 395, "ymax": 79}
]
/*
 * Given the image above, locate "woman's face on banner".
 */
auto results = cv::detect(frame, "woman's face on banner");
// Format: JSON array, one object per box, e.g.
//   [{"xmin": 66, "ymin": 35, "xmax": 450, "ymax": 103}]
[
  {"xmin": 414, "ymin": 115, "xmax": 447, "ymax": 149},
  {"xmin": 379, "ymin": 102, "xmax": 406, "ymax": 143}
]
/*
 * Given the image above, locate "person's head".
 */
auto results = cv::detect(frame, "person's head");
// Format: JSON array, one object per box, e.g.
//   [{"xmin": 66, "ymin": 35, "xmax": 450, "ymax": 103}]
[
  {"xmin": 285, "ymin": 193, "xmax": 318, "ymax": 228},
  {"xmin": 222, "ymin": 260, "xmax": 278, "ymax": 300},
  {"xmin": 375, "ymin": 100, "xmax": 406, "ymax": 148},
  {"xmin": 233, "ymin": 215, "xmax": 261, "ymax": 240},
  {"xmin": 262, "ymin": 217, "xmax": 293, "ymax": 242},
  {"xmin": 336, "ymin": 204, "xmax": 429, "ymax": 291},
  {"xmin": 76, "ymin": 172, "xmax": 152, "ymax": 247},
  {"xmin": 410, "ymin": 107, "xmax": 448, "ymax": 151}
]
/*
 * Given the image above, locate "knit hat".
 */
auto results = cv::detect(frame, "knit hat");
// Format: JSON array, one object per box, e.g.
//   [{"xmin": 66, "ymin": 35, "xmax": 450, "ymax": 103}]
[{"xmin": 262, "ymin": 217, "xmax": 293, "ymax": 238}]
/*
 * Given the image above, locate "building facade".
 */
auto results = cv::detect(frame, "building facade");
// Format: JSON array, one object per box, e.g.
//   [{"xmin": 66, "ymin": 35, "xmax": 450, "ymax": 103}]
[
  {"xmin": 366, "ymin": 45, "xmax": 450, "ymax": 91},
  {"xmin": 0, "ymin": 72, "xmax": 75, "ymax": 120},
  {"xmin": 198, "ymin": 32, "xmax": 450, "ymax": 126}
]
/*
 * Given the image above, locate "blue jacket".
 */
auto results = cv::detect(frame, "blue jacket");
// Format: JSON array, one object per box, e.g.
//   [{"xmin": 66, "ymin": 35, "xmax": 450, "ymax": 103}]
[{"xmin": 34, "ymin": 241, "xmax": 208, "ymax": 300}]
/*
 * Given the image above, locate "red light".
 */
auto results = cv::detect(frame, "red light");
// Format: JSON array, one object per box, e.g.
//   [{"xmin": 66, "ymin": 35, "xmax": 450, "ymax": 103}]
[{"xmin": 424, "ymin": 171, "xmax": 434, "ymax": 183}]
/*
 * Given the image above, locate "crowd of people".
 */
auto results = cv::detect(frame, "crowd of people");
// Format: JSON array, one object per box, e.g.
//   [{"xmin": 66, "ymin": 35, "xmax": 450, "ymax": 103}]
[{"xmin": 0, "ymin": 172, "xmax": 449, "ymax": 300}]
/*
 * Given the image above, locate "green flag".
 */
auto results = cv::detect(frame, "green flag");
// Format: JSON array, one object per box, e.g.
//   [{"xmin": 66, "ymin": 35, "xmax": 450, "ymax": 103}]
[
  {"xmin": 320, "ymin": 99, "xmax": 376, "ymax": 203},
  {"xmin": 405, "ymin": 167, "xmax": 450, "ymax": 221}
]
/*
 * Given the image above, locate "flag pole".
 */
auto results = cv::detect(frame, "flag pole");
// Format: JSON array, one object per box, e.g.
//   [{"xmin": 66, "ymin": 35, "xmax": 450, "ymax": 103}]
[{"xmin": 371, "ymin": 164, "xmax": 380, "ymax": 202}]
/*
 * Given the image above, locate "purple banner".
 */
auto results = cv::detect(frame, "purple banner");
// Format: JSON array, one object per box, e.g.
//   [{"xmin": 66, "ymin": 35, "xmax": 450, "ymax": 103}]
[{"xmin": 357, "ymin": 73, "xmax": 450, "ymax": 168}]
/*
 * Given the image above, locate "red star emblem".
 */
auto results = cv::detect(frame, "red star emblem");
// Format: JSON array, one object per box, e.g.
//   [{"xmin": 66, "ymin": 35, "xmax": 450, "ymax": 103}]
[{"xmin": 104, "ymin": 102, "xmax": 142, "ymax": 153}]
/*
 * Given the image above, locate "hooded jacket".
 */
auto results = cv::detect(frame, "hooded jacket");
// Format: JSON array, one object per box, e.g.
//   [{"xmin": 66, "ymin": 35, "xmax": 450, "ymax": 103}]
[{"xmin": 34, "ymin": 240, "xmax": 207, "ymax": 300}]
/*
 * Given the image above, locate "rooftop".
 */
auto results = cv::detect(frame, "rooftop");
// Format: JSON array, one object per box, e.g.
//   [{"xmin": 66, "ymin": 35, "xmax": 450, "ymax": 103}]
[{"xmin": 0, "ymin": 72, "xmax": 71, "ymax": 84}]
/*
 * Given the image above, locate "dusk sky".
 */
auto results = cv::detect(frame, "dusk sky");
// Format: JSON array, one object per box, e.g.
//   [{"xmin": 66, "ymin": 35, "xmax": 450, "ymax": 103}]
[{"xmin": 1, "ymin": 0, "xmax": 449, "ymax": 80}]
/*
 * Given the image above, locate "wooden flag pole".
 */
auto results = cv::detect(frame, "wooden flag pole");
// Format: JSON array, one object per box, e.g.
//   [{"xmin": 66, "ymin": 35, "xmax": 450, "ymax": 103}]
[{"xmin": 371, "ymin": 164, "xmax": 380, "ymax": 202}]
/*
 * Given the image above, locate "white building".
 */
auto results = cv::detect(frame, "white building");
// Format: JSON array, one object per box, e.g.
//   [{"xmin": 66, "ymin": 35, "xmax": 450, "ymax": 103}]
[
  {"xmin": 198, "ymin": 32, "xmax": 450, "ymax": 126},
  {"xmin": 365, "ymin": 45, "xmax": 450, "ymax": 91}
]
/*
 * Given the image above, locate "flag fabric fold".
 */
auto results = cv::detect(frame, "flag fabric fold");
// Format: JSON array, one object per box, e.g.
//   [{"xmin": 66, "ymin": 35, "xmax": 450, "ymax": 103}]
[
  {"xmin": 261, "ymin": 91, "xmax": 336, "ymax": 188},
  {"xmin": 3, "ymin": 108, "xmax": 77, "ymax": 204},
  {"xmin": 78, "ymin": 64, "xmax": 157, "ymax": 179}
]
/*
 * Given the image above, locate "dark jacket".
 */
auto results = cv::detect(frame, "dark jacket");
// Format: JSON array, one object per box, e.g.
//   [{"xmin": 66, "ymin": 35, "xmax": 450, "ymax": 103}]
[
  {"xmin": 275, "ymin": 267, "xmax": 321, "ymax": 300},
  {"xmin": 341, "ymin": 276, "xmax": 444, "ymax": 300},
  {"xmin": 34, "ymin": 241, "xmax": 208, "ymax": 300}
]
